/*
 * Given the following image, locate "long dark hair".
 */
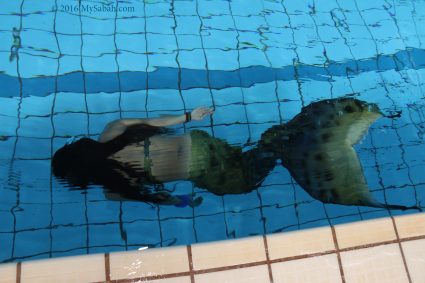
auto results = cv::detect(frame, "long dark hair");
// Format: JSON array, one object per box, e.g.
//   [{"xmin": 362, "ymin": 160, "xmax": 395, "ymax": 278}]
[{"xmin": 52, "ymin": 124, "xmax": 167, "ymax": 190}]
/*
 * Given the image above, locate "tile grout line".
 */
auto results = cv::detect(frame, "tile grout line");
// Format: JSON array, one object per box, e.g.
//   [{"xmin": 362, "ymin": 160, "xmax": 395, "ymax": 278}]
[
  {"xmin": 391, "ymin": 216, "xmax": 412, "ymax": 283},
  {"xmin": 105, "ymin": 253, "xmax": 110, "ymax": 282},
  {"xmin": 331, "ymin": 226, "xmax": 346, "ymax": 283},
  {"xmin": 187, "ymin": 245, "xmax": 195, "ymax": 283},
  {"xmin": 16, "ymin": 262, "xmax": 21, "ymax": 283},
  {"xmin": 263, "ymin": 235, "xmax": 274, "ymax": 283}
]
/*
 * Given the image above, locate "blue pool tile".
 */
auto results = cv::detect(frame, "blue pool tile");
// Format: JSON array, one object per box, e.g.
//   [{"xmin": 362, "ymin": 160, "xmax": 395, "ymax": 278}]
[
  {"xmin": 87, "ymin": 92, "xmax": 120, "ymax": 113},
  {"xmin": 246, "ymin": 102, "xmax": 280, "ymax": 123},
  {"xmin": 234, "ymin": 16, "xmax": 266, "ymax": 31},
  {"xmin": 121, "ymin": 90, "xmax": 147, "ymax": 112},
  {"xmin": 117, "ymin": 52, "xmax": 148, "ymax": 72},
  {"xmin": 14, "ymin": 229, "xmax": 50, "ymax": 259},
  {"xmin": 264, "ymin": 205, "xmax": 299, "ymax": 233},
  {"xmin": 19, "ymin": 54, "xmax": 57, "ymax": 78},
  {"xmin": 212, "ymin": 87, "xmax": 243, "ymax": 105},
  {"xmin": 58, "ymin": 55, "xmax": 82, "ymax": 74},
  {"xmin": 52, "ymin": 226, "xmax": 87, "ymax": 252},
  {"xmin": 182, "ymin": 88, "xmax": 213, "ymax": 110},
  {"xmin": 203, "ymin": 30, "xmax": 238, "ymax": 50},
  {"xmin": 249, "ymin": 122, "xmax": 277, "ymax": 142},
  {"xmin": 116, "ymin": 34, "xmax": 146, "ymax": 53},
  {"xmin": 146, "ymin": 16, "xmax": 174, "ymax": 34},
  {"xmin": 147, "ymin": 89, "xmax": 183, "ymax": 111},
  {"xmin": 81, "ymin": 16, "xmax": 114, "ymax": 35},
  {"xmin": 19, "ymin": 116, "xmax": 53, "ymax": 138},
  {"xmin": 0, "ymin": 234, "xmax": 13, "ymax": 262},
  {"xmin": 202, "ymin": 15, "xmax": 235, "ymax": 31},
  {"xmin": 15, "ymin": 138, "xmax": 51, "ymax": 159},
  {"xmin": 116, "ymin": 17, "xmax": 145, "ymax": 34},
  {"xmin": 176, "ymin": 16, "xmax": 201, "ymax": 35},
  {"xmin": 223, "ymin": 190, "xmax": 261, "ymax": 213},
  {"xmin": 145, "ymin": 1, "xmax": 171, "ymax": 17},
  {"xmin": 87, "ymin": 200, "xmax": 120, "ymax": 224},
  {"xmin": 54, "ymin": 92, "xmax": 87, "ymax": 113},
  {"xmin": 148, "ymin": 52, "xmax": 178, "ymax": 70},
  {"xmin": 410, "ymin": 164, "xmax": 425, "ymax": 184},
  {"xmin": 243, "ymin": 82, "xmax": 276, "ymax": 103},
  {"xmin": 179, "ymin": 50, "xmax": 206, "ymax": 69},
  {"xmin": 259, "ymin": 184, "xmax": 295, "ymax": 207},
  {"xmin": 15, "ymin": 204, "xmax": 51, "ymax": 233},
  {"xmin": 279, "ymin": 100, "xmax": 303, "ymax": 121},
  {"xmin": 0, "ymin": 205, "xmax": 14, "ymax": 233},
  {"xmin": 83, "ymin": 55, "xmax": 118, "ymax": 73},
  {"xmin": 239, "ymin": 48, "xmax": 269, "ymax": 68},
  {"xmin": 194, "ymin": 193, "xmax": 224, "ymax": 216},
  {"xmin": 161, "ymin": 218, "xmax": 196, "ymax": 246},
  {"xmin": 82, "ymin": 35, "xmax": 115, "ymax": 57},
  {"xmin": 213, "ymin": 104, "xmax": 247, "ymax": 125},
  {"xmin": 125, "ymin": 219, "xmax": 161, "ymax": 246},
  {"xmin": 197, "ymin": 0, "xmax": 230, "ymax": 17},
  {"xmin": 225, "ymin": 209, "xmax": 263, "ymax": 238},
  {"xmin": 53, "ymin": 202, "xmax": 87, "ymax": 226},
  {"xmin": 177, "ymin": 34, "xmax": 203, "ymax": 50},
  {"xmin": 205, "ymin": 49, "xmax": 239, "ymax": 71},
  {"xmin": 23, "ymin": 13, "xmax": 54, "ymax": 31},
  {"xmin": 238, "ymin": 31, "xmax": 264, "ymax": 50},
  {"xmin": 195, "ymin": 214, "xmax": 228, "ymax": 243},
  {"xmin": 174, "ymin": 1, "xmax": 197, "ymax": 16},
  {"xmin": 121, "ymin": 202, "xmax": 159, "ymax": 222},
  {"xmin": 0, "ymin": 116, "xmax": 18, "ymax": 137},
  {"xmin": 57, "ymin": 34, "xmax": 81, "ymax": 56},
  {"xmin": 89, "ymin": 223, "xmax": 124, "ymax": 247},
  {"xmin": 53, "ymin": 113, "xmax": 89, "ymax": 137},
  {"xmin": 147, "ymin": 33, "xmax": 177, "ymax": 53},
  {"xmin": 297, "ymin": 200, "xmax": 328, "ymax": 224}
]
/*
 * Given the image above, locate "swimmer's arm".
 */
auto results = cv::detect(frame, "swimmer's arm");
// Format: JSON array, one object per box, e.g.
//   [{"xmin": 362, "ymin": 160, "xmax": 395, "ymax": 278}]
[{"xmin": 99, "ymin": 107, "xmax": 213, "ymax": 143}]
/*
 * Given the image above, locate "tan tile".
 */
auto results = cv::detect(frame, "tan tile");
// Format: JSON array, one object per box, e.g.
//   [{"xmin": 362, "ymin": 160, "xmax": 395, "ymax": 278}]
[
  {"xmin": 0, "ymin": 263, "xmax": 16, "ymax": 283},
  {"xmin": 21, "ymin": 254, "xmax": 105, "ymax": 283},
  {"xmin": 334, "ymin": 218, "xmax": 396, "ymax": 249},
  {"xmin": 272, "ymin": 254, "xmax": 342, "ymax": 283},
  {"xmin": 195, "ymin": 264, "xmax": 270, "ymax": 283},
  {"xmin": 402, "ymin": 238, "xmax": 425, "ymax": 283},
  {"xmin": 109, "ymin": 246, "xmax": 189, "ymax": 280},
  {"xmin": 148, "ymin": 276, "xmax": 192, "ymax": 283},
  {"xmin": 341, "ymin": 244, "xmax": 409, "ymax": 283},
  {"xmin": 267, "ymin": 226, "xmax": 335, "ymax": 260},
  {"xmin": 191, "ymin": 236, "xmax": 266, "ymax": 271},
  {"xmin": 394, "ymin": 213, "xmax": 425, "ymax": 239}
]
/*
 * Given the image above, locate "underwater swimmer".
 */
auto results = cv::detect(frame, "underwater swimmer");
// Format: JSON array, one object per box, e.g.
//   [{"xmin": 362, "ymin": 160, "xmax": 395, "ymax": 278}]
[{"xmin": 52, "ymin": 99, "xmax": 421, "ymax": 211}]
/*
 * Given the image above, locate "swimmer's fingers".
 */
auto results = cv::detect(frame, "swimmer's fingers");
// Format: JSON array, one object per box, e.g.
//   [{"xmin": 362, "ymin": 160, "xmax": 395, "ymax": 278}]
[{"xmin": 191, "ymin": 106, "xmax": 214, "ymax": 121}]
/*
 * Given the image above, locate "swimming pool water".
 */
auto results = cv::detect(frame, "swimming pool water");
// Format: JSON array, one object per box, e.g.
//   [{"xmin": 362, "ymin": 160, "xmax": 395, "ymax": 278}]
[{"xmin": 0, "ymin": 0, "xmax": 425, "ymax": 263}]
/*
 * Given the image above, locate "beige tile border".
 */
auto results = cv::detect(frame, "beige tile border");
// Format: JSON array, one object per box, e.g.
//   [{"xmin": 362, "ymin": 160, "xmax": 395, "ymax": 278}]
[
  {"xmin": 3, "ymin": 213, "xmax": 425, "ymax": 283},
  {"xmin": 0, "ymin": 263, "xmax": 16, "ymax": 283}
]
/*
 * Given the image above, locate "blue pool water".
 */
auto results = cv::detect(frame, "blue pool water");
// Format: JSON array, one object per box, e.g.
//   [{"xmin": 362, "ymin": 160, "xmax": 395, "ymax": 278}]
[{"xmin": 1, "ymin": 0, "xmax": 425, "ymax": 263}]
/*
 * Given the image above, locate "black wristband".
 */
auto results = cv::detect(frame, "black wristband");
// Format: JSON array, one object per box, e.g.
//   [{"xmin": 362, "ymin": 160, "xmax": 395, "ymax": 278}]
[{"xmin": 185, "ymin": 112, "xmax": 191, "ymax": 122}]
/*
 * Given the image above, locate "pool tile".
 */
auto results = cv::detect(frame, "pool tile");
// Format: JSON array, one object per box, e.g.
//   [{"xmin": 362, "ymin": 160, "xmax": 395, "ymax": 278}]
[
  {"xmin": 401, "ymin": 239, "xmax": 425, "ymax": 283},
  {"xmin": 0, "ymin": 263, "xmax": 16, "ymax": 283},
  {"xmin": 266, "ymin": 226, "xmax": 335, "ymax": 260},
  {"xmin": 394, "ymin": 213, "xmax": 425, "ymax": 239},
  {"xmin": 109, "ymin": 246, "xmax": 189, "ymax": 280},
  {"xmin": 20, "ymin": 254, "xmax": 105, "ymax": 283},
  {"xmin": 334, "ymin": 218, "xmax": 396, "ymax": 249},
  {"xmin": 341, "ymin": 244, "xmax": 409, "ymax": 283},
  {"xmin": 149, "ymin": 277, "xmax": 192, "ymax": 283},
  {"xmin": 271, "ymin": 254, "xmax": 342, "ymax": 283},
  {"xmin": 191, "ymin": 236, "xmax": 266, "ymax": 271},
  {"xmin": 194, "ymin": 264, "xmax": 270, "ymax": 283}
]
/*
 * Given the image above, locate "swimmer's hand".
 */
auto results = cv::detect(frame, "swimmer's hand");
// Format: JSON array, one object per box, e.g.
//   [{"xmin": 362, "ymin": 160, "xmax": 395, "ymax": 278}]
[{"xmin": 191, "ymin": 107, "xmax": 214, "ymax": 121}]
